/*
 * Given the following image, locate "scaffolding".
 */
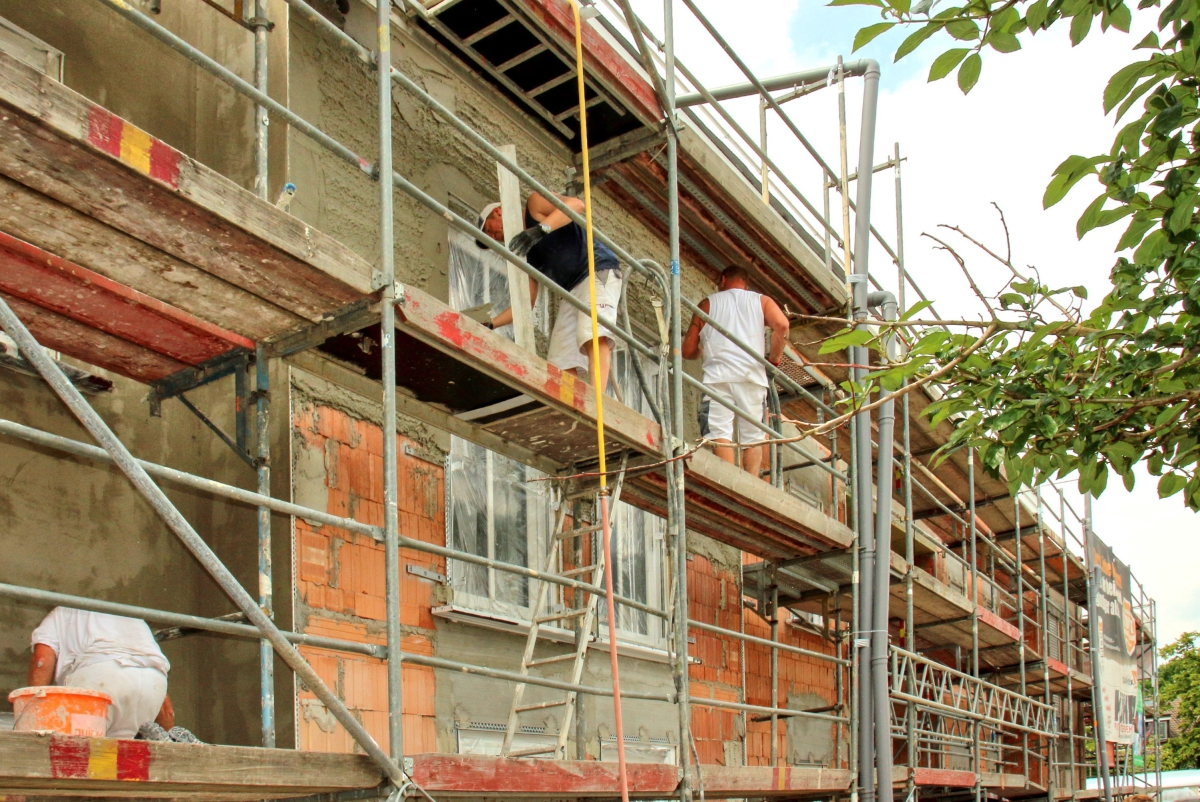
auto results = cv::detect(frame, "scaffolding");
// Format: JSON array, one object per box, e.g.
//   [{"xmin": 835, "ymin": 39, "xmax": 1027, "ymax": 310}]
[{"xmin": 0, "ymin": 0, "xmax": 1161, "ymax": 800}]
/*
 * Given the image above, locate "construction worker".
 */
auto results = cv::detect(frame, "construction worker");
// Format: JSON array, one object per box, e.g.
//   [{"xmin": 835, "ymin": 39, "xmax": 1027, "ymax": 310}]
[
  {"xmin": 478, "ymin": 191, "xmax": 622, "ymax": 394},
  {"xmin": 681, "ymin": 265, "xmax": 789, "ymax": 480},
  {"xmin": 26, "ymin": 606, "xmax": 180, "ymax": 740}
]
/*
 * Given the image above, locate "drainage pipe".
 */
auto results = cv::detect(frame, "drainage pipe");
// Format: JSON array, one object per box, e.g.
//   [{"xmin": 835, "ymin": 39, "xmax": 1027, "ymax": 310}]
[{"xmin": 868, "ymin": 291, "xmax": 898, "ymax": 802}]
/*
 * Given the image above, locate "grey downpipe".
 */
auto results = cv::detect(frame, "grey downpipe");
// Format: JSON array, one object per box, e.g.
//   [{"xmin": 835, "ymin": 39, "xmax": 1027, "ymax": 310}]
[
  {"xmin": 868, "ymin": 291, "xmax": 897, "ymax": 802},
  {"xmin": 0, "ymin": 295, "xmax": 404, "ymax": 785},
  {"xmin": 851, "ymin": 59, "xmax": 882, "ymax": 802}
]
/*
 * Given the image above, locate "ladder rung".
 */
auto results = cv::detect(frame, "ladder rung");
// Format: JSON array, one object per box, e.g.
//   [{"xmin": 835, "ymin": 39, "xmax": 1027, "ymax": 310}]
[
  {"xmin": 561, "ymin": 565, "xmax": 598, "ymax": 578},
  {"xmin": 528, "ymin": 653, "xmax": 578, "ymax": 667},
  {"xmin": 507, "ymin": 744, "xmax": 560, "ymax": 758},
  {"xmin": 462, "ymin": 15, "xmax": 513, "ymax": 46},
  {"xmin": 495, "ymin": 45, "xmax": 547, "ymax": 72},
  {"xmin": 556, "ymin": 524, "xmax": 602, "ymax": 541},
  {"xmin": 535, "ymin": 608, "xmax": 588, "ymax": 624},
  {"xmin": 516, "ymin": 699, "xmax": 568, "ymax": 712}
]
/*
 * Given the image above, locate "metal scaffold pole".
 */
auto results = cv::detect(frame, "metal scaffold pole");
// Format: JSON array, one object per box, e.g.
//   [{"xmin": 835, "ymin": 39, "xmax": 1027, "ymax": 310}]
[
  {"xmin": 377, "ymin": 0, "xmax": 404, "ymax": 765},
  {"xmin": 663, "ymin": 2, "xmax": 692, "ymax": 800}
]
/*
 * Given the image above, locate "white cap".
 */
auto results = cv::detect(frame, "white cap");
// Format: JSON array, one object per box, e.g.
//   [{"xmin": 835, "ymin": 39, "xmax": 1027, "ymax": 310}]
[{"xmin": 476, "ymin": 202, "xmax": 501, "ymax": 230}]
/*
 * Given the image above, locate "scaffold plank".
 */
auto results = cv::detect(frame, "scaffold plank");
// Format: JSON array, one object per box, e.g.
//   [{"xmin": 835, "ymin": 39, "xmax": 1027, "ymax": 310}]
[
  {"xmin": 0, "ymin": 730, "xmax": 382, "ymax": 800},
  {"xmin": 0, "ymin": 50, "xmax": 372, "ymax": 325}
]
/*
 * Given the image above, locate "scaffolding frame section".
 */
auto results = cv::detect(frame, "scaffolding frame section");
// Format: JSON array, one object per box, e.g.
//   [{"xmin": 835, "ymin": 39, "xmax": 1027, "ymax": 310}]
[{"xmin": 0, "ymin": 0, "xmax": 1162, "ymax": 800}]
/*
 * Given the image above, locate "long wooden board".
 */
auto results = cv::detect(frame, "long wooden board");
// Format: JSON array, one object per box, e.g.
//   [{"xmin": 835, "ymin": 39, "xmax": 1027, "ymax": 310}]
[
  {"xmin": 0, "ymin": 730, "xmax": 382, "ymax": 800},
  {"xmin": 0, "ymin": 50, "xmax": 372, "ymax": 327}
]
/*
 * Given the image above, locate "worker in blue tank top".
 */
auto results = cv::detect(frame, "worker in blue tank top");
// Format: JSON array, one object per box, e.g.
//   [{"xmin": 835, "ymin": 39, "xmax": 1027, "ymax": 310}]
[
  {"xmin": 681, "ymin": 265, "xmax": 789, "ymax": 481},
  {"xmin": 479, "ymin": 191, "xmax": 621, "ymax": 394}
]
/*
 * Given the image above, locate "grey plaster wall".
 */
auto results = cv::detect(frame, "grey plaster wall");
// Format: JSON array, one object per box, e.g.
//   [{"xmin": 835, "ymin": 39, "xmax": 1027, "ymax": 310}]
[{"xmin": 0, "ymin": 359, "xmax": 294, "ymax": 748}]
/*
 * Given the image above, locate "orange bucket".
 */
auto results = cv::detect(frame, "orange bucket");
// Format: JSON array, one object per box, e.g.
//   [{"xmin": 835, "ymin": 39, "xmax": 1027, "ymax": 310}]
[{"xmin": 8, "ymin": 686, "xmax": 111, "ymax": 737}]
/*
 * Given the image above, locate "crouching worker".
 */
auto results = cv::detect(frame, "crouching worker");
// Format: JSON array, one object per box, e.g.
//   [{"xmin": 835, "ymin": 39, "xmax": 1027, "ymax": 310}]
[
  {"xmin": 28, "ymin": 606, "xmax": 195, "ymax": 742},
  {"xmin": 481, "ymin": 191, "xmax": 622, "ymax": 394},
  {"xmin": 681, "ymin": 265, "xmax": 789, "ymax": 480}
]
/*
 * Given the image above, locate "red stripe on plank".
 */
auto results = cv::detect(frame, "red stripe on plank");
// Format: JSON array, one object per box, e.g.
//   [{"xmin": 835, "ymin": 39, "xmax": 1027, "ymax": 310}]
[
  {"xmin": 0, "ymin": 230, "xmax": 255, "ymax": 362},
  {"xmin": 116, "ymin": 739, "xmax": 152, "ymax": 781},
  {"xmin": 49, "ymin": 736, "xmax": 91, "ymax": 779},
  {"xmin": 86, "ymin": 106, "xmax": 122, "ymax": 158},
  {"xmin": 148, "ymin": 138, "xmax": 180, "ymax": 188}
]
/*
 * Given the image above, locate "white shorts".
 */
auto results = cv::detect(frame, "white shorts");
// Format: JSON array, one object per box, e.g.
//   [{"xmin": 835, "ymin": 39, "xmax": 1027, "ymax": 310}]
[
  {"xmin": 547, "ymin": 270, "xmax": 623, "ymax": 374},
  {"xmin": 64, "ymin": 661, "xmax": 168, "ymax": 739},
  {"xmin": 699, "ymin": 381, "xmax": 768, "ymax": 444}
]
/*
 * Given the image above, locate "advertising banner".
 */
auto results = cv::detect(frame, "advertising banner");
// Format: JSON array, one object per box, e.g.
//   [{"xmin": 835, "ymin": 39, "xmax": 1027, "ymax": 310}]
[{"xmin": 1090, "ymin": 537, "xmax": 1139, "ymax": 745}]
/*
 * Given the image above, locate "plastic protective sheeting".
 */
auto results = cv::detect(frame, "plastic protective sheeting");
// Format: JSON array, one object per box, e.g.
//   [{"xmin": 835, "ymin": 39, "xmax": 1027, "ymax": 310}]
[{"xmin": 445, "ymin": 229, "xmax": 665, "ymax": 646}]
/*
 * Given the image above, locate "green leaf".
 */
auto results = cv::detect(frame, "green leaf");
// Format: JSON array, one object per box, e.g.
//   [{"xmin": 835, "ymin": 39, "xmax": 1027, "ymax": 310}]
[
  {"xmin": 895, "ymin": 23, "xmax": 941, "ymax": 61},
  {"xmin": 1116, "ymin": 76, "xmax": 1162, "ymax": 122},
  {"xmin": 1070, "ymin": 11, "xmax": 1093, "ymax": 45},
  {"xmin": 945, "ymin": 18, "xmax": 981, "ymax": 40},
  {"xmin": 1159, "ymin": 472, "xmax": 1186, "ymax": 497},
  {"xmin": 1108, "ymin": 2, "xmax": 1132, "ymax": 32},
  {"xmin": 887, "ymin": 0, "xmax": 911, "ymax": 14},
  {"xmin": 1072, "ymin": 286, "xmax": 1089, "ymax": 299},
  {"xmin": 1116, "ymin": 214, "xmax": 1156, "ymax": 250},
  {"xmin": 1168, "ymin": 192, "xmax": 1195, "ymax": 233},
  {"xmin": 854, "ymin": 22, "xmax": 896, "ymax": 52},
  {"xmin": 1077, "ymin": 193, "xmax": 1109, "ymax": 238},
  {"xmin": 1026, "ymin": 0, "xmax": 1050, "ymax": 30},
  {"xmin": 928, "ymin": 48, "xmax": 970, "ymax": 81},
  {"xmin": 1104, "ymin": 60, "xmax": 1154, "ymax": 114},
  {"xmin": 901, "ymin": 299, "xmax": 934, "ymax": 320},
  {"xmin": 818, "ymin": 328, "xmax": 874, "ymax": 354},
  {"xmin": 957, "ymin": 52, "xmax": 982, "ymax": 92},
  {"xmin": 1135, "ymin": 31, "xmax": 1160, "ymax": 49},
  {"xmin": 988, "ymin": 31, "xmax": 1022, "ymax": 52}
]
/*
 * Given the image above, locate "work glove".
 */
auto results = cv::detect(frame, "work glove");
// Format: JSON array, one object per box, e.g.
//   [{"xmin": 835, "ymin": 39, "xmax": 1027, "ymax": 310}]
[{"xmin": 508, "ymin": 222, "xmax": 551, "ymax": 258}]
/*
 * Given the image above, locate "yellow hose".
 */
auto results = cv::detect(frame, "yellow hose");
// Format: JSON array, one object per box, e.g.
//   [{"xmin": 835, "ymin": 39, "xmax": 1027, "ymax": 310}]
[{"xmin": 566, "ymin": 4, "xmax": 628, "ymax": 801}]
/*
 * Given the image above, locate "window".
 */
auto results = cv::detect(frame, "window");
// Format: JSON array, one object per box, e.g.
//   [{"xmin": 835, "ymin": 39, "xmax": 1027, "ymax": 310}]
[{"xmin": 445, "ymin": 228, "xmax": 665, "ymax": 648}]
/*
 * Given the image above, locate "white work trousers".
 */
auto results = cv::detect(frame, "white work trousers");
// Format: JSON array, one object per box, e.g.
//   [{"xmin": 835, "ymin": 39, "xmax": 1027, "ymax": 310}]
[{"xmin": 63, "ymin": 660, "xmax": 168, "ymax": 739}]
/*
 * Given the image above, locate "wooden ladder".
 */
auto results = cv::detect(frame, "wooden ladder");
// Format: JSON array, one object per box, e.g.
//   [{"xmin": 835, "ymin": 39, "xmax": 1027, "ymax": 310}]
[{"xmin": 500, "ymin": 458, "xmax": 628, "ymax": 759}]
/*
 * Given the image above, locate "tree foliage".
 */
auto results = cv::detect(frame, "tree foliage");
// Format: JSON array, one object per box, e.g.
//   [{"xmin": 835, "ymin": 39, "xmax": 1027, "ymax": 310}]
[
  {"xmin": 1159, "ymin": 632, "xmax": 1200, "ymax": 769},
  {"xmin": 825, "ymin": 0, "xmax": 1200, "ymax": 508}
]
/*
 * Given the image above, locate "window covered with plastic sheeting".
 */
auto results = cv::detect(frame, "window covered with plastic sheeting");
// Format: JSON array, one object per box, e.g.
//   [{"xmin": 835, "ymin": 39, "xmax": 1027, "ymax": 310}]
[
  {"xmin": 446, "ymin": 229, "xmax": 552, "ymax": 618},
  {"xmin": 444, "ymin": 228, "xmax": 665, "ymax": 647}
]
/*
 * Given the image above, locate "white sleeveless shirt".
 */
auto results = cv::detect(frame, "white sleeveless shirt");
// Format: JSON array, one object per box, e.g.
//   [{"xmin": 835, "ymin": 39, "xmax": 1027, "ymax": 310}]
[{"xmin": 699, "ymin": 288, "xmax": 768, "ymax": 387}]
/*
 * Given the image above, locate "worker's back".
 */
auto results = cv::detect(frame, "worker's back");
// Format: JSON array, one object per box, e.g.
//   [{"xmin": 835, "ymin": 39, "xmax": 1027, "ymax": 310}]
[
  {"xmin": 700, "ymin": 288, "xmax": 767, "ymax": 387},
  {"xmin": 33, "ymin": 607, "xmax": 169, "ymax": 684}
]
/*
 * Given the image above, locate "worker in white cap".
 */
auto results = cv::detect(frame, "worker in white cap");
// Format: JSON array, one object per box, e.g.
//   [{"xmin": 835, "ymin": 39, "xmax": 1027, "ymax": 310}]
[
  {"xmin": 476, "ymin": 192, "xmax": 622, "ymax": 395},
  {"xmin": 681, "ymin": 265, "xmax": 789, "ymax": 481},
  {"xmin": 26, "ymin": 607, "xmax": 190, "ymax": 740}
]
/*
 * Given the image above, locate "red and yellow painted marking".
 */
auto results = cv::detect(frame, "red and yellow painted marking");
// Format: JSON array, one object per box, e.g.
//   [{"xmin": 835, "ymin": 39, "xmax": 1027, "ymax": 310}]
[
  {"xmin": 86, "ymin": 105, "xmax": 180, "ymax": 189},
  {"xmin": 547, "ymin": 365, "xmax": 587, "ymax": 412},
  {"xmin": 48, "ymin": 735, "xmax": 152, "ymax": 782}
]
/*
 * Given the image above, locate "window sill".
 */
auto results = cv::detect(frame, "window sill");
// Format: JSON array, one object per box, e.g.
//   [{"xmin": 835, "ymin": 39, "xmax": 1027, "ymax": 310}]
[{"xmin": 432, "ymin": 604, "xmax": 676, "ymax": 665}]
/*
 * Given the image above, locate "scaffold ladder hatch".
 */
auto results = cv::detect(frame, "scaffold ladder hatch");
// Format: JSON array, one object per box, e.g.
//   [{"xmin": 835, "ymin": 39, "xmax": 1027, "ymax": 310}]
[{"xmin": 501, "ymin": 459, "xmax": 628, "ymax": 758}]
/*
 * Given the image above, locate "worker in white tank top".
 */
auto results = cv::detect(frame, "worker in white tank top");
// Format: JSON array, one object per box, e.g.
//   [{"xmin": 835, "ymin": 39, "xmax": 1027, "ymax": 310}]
[{"xmin": 682, "ymin": 265, "xmax": 789, "ymax": 480}]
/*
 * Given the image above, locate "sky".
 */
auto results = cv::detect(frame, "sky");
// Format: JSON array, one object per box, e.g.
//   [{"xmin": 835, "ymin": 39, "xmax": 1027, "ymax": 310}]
[{"xmin": 620, "ymin": 0, "xmax": 1198, "ymax": 645}]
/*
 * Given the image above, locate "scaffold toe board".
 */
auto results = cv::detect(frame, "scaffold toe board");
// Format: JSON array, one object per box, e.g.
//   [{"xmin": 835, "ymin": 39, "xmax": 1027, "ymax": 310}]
[
  {"xmin": 0, "ymin": 730, "xmax": 383, "ymax": 800},
  {"xmin": 0, "ymin": 50, "xmax": 374, "ymax": 349}
]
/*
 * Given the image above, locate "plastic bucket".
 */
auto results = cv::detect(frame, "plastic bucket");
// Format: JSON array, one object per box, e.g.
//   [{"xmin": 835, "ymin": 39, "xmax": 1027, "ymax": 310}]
[{"xmin": 8, "ymin": 686, "xmax": 111, "ymax": 737}]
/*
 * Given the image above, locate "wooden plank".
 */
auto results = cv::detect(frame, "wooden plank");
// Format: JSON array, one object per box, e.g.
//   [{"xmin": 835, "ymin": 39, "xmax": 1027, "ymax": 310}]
[
  {"xmin": 409, "ymin": 753, "xmax": 679, "ymax": 798},
  {"xmin": 0, "ymin": 730, "xmax": 382, "ymax": 799},
  {"xmin": 0, "ymin": 175, "xmax": 302, "ymax": 341},
  {"xmin": 394, "ymin": 282, "xmax": 663, "ymax": 455},
  {"xmin": 908, "ymin": 768, "xmax": 979, "ymax": 788},
  {"xmin": 694, "ymin": 765, "xmax": 851, "ymax": 796},
  {"xmin": 496, "ymin": 144, "xmax": 535, "ymax": 350},
  {"xmin": 2, "ymin": 292, "xmax": 188, "ymax": 383},
  {"xmin": 0, "ymin": 232, "xmax": 253, "ymax": 365},
  {"xmin": 0, "ymin": 51, "xmax": 372, "ymax": 322}
]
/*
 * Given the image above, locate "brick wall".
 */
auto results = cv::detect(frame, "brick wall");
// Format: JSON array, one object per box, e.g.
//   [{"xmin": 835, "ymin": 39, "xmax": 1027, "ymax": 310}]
[{"xmin": 291, "ymin": 398, "xmax": 441, "ymax": 755}]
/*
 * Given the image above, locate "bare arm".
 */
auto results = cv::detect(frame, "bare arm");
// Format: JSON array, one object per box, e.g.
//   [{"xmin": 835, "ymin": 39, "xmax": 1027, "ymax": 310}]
[
  {"xmin": 489, "ymin": 279, "xmax": 539, "ymax": 329},
  {"xmin": 762, "ymin": 296, "xmax": 789, "ymax": 366},
  {"xmin": 155, "ymin": 695, "xmax": 175, "ymax": 729},
  {"xmin": 681, "ymin": 298, "xmax": 709, "ymax": 360},
  {"xmin": 526, "ymin": 191, "xmax": 584, "ymax": 232},
  {"xmin": 28, "ymin": 643, "xmax": 56, "ymax": 686}
]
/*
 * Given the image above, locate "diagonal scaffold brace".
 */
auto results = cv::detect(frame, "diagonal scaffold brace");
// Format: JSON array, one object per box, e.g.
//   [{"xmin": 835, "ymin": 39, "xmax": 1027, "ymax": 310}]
[{"xmin": 0, "ymin": 294, "xmax": 408, "ymax": 789}]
